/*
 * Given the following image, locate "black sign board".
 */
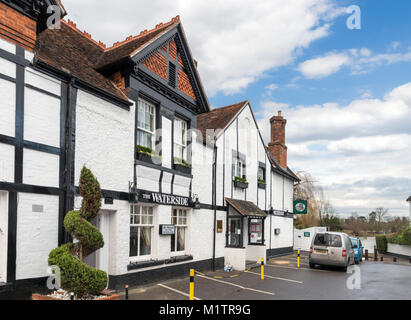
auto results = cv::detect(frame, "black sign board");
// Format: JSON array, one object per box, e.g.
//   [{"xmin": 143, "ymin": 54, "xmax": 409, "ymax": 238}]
[
  {"xmin": 159, "ymin": 224, "xmax": 176, "ymax": 235},
  {"xmin": 138, "ymin": 190, "xmax": 192, "ymax": 207}
]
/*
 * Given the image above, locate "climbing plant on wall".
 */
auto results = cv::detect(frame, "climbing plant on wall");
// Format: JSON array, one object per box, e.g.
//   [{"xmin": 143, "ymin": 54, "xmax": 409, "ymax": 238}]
[{"xmin": 48, "ymin": 166, "xmax": 107, "ymax": 297}]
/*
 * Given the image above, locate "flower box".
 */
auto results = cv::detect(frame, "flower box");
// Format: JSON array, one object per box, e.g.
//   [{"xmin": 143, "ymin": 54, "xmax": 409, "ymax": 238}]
[
  {"xmin": 137, "ymin": 152, "xmax": 161, "ymax": 166},
  {"xmin": 258, "ymin": 182, "xmax": 266, "ymax": 189},
  {"xmin": 234, "ymin": 180, "xmax": 248, "ymax": 189},
  {"xmin": 173, "ymin": 163, "xmax": 191, "ymax": 174}
]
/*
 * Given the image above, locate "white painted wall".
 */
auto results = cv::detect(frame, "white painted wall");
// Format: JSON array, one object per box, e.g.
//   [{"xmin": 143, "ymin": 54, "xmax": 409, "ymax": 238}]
[
  {"xmin": 0, "ymin": 38, "xmax": 16, "ymax": 54},
  {"xmin": 0, "ymin": 78, "xmax": 16, "ymax": 137},
  {"xmin": 294, "ymin": 227, "xmax": 327, "ymax": 251},
  {"xmin": 0, "ymin": 191, "xmax": 8, "ymax": 282},
  {"xmin": 25, "ymin": 68, "xmax": 61, "ymax": 97},
  {"xmin": 224, "ymin": 247, "xmax": 246, "ymax": 271},
  {"xmin": 23, "ymin": 149, "xmax": 59, "ymax": 187},
  {"xmin": 0, "ymin": 143, "xmax": 14, "ymax": 183},
  {"xmin": 15, "ymin": 193, "xmax": 59, "ymax": 280},
  {"xmin": 270, "ymin": 216, "xmax": 294, "ymax": 250},
  {"xmin": 387, "ymin": 243, "xmax": 411, "ymax": 258},
  {"xmin": 0, "ymin": 57, "xmax": 16, "ymax": 78},
  {"xmin": 24, "ymin": 87, "xmax": 60, "ymax": 148},
  {"xmin": 75, "ymin": 90, "xmax": 134, "ymax": 193}
]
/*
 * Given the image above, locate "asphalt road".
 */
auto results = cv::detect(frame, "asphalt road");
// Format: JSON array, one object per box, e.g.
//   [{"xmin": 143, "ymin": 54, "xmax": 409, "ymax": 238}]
[{"xmin": 122, "ymin": 255, "xmax": 411, "ymax": 300}]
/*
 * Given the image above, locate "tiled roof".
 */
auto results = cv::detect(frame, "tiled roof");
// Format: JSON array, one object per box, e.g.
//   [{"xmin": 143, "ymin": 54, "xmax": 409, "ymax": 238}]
[
  {"xmin": 225, "ymin": 198, "xmax": 267, "ymax": 218},
  {"xmin": 34, "ymin": 16, "xmax": 181, "ymax": 101},
  {"xmin": 196, "ymin": 100, "xmax": 248, "ymax": 141},
  {"xmin": 96, "ymin": 17, "xmax": 180, "ymax": 70}
]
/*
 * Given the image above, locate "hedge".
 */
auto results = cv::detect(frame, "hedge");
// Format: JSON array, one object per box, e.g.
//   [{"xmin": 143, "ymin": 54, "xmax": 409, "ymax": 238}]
[
  {"xmin": 376, "ymin": 235, "xmax": 388, "ymax": 254},
  {"xmin": 387, "ymin": 227, "xmax": 411, "ymax": 246}
]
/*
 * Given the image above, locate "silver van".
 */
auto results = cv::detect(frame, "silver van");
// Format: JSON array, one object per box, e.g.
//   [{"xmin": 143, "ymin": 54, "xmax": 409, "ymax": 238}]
[{"xmin": 309, "ymin": 232, "xmax": 355, "ymax": 271}]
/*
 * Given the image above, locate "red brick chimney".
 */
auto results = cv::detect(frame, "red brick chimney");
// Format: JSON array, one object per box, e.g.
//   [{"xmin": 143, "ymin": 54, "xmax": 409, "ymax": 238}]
[{"xmin": 268, "ymin": 111, "xmax": 288, "ymax": 169}]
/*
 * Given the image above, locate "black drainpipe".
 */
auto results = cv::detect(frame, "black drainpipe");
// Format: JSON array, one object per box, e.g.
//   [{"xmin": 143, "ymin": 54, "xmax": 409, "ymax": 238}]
[{"xmin": 212, "ymin": 138, "xmax": 218, "ymax": 271}]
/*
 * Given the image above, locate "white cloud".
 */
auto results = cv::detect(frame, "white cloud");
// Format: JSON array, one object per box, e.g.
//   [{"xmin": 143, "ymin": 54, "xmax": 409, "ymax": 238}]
[
  {"xmin": 297, "ymin": 52, "xmax": 351, "ymax": 78},
  {"xmin": 256, "ymin": 82, "xmax": 411, "ymax": 217},
  {"xmin": 298, "ymin": 46, "xmax": 411, "ymax": 78},
  {"xmin": 63, "ymin": 0, "xmax": 344, "ymax": 96},
  {"xmin": 265, "ymin": 83, "xmax": 278, "ymax": 92}
]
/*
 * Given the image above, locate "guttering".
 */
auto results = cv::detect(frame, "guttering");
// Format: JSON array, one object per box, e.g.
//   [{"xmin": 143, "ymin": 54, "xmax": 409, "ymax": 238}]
[{"xmin": 33, "ymin": 59, "xmax": 132, "ymax": 110}]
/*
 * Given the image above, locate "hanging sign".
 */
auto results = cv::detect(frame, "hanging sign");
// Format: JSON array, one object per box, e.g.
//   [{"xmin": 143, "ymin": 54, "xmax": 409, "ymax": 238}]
[
  {"xmin": 138, "ymin": 190, "xmax": 191, "ymax": 207},
  {"xmin": 294, "ymin": 200, "xmax": 308, "ymax": 214}
]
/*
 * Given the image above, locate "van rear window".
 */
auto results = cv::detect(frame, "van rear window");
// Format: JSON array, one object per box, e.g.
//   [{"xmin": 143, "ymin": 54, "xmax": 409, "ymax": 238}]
[{"xmin": 314, "ymin": 234, "xmax": 342, "ymax": 247}]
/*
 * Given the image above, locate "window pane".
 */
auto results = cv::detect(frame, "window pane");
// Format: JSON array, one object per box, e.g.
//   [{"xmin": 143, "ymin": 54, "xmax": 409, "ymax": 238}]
[
  {"xmin": 139, "ymin": 227, "xmax": 151, "ymax": 255},
  {"xmin": 129, "ymin": 227, "xmax": 138, "ymax": 257},
  {"xmin": 135, "ymin": 214, "xmax": 140, "ymax": 225},
  {"xmin": 137, "ymin": 130, "xmax": 153, "ymax": 149},
  {"xmin": 177, "ymin": 227, "xmax": 185, "ymax": 251},
  {"xmin": 171, "ymin": 233, "xmax": 176, "ymax": 252}
]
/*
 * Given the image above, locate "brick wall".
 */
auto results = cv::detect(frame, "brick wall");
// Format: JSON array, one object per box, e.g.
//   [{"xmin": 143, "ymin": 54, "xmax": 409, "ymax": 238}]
[
  {"xmin": 141, "ymin": 41, "xmax": 197, "ymax": 101},
  {"xmin": 178, "ymin": 68, "xmax": 196, "ymax": 100},
  {"xmin": 268, "ymin": 112, "xmax": 288, "ymax": 168},
  {"xmin": 0, "ymin": 2, "xmax": 36, "ymax": 52},
  {"xmin": 141, "ymin": 51, "xmax": 167, "ymax": 80}
]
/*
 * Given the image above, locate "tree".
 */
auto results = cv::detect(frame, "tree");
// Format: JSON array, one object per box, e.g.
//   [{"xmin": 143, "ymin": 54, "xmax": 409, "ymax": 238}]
[
  {"xmin": 322, "ymin": 214, "xmax": 343, "ymax": 231},
  {"xmin": 48, "ymin": 166, "xmax": 107, "ymax": 297},
  {"xmin": 375, "ymin": 207, "xmax": 389, "ymax": 233}
]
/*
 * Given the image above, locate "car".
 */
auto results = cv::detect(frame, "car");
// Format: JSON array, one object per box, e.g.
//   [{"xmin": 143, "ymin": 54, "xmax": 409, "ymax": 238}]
[
  {"xmin": 350, "ymin": 237, "xmax": 364, "ymax": 264},
  {"xmin": 309, "ymin": 232, "xmax": 355, "ymax": 272}
]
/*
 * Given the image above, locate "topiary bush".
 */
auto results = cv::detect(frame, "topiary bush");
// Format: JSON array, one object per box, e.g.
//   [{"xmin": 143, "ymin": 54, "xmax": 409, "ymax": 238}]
[
  {"xmin": 376, "ymin": 235, "xmax": 388, "ymax": 254},
  {"xmin": 48, "ymin": 166, "xmax": 107, "ymax": 297}
]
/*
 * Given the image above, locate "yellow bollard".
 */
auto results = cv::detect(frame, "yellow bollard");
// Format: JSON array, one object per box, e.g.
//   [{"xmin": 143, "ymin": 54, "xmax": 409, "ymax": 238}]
[
  {"xmin": 189, "ymin": 269, "xmax": 194, "ymax": 300},
  {"xmin": 297, "ymin": 250, "xmax": 301, "ymax": 268},
  {"xmin": 261, "ymin": 257, "xmax": 264, "ymax": 280}
]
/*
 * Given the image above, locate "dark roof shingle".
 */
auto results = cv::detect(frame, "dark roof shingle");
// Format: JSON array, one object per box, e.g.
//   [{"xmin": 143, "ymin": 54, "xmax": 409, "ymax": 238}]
[
  {"xmin": 226, "ymin": 198, "xmax": 267, "ymax": 217},
  {"xmin": 196, "ymin": 100, "xmax": 248, "ymax": 141}
]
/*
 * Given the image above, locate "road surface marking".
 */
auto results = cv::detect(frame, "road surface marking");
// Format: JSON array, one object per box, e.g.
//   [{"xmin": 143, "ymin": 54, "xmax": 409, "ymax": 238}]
[
  {"xmin": 197, "ymin": 274, "xmax": 275, "ymax": 296},
  {"xmin": 265, "ymin": 264, "xmax": 330, "ymax": 272},
  {"xmin": 245, "ymin": 270, "xmax": 303, "ymax": 284},
  {"xmin": 158, "ymin": 283, "xmax": 202, "ymax": 300}
]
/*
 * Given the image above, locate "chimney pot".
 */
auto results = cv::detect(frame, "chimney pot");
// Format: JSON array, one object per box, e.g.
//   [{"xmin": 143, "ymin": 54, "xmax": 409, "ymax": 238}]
[{"xmin": 278, "ymin": 110, "xmax": 282, "ymax": 117}]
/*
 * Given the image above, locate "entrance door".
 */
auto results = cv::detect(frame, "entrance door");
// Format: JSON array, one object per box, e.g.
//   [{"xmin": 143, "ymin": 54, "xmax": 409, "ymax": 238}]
[
  {"xmin": 0, "ymin": 192, "xmax": 8, "ymax": 283},
  {"xmin": 83, "ymin": 210, "xmax": 112, "ymax": 274}
]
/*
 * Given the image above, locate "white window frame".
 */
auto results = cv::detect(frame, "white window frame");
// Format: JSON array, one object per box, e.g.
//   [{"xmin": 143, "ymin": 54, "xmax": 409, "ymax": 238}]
[
  {"xmin": 173, "ymin": 117, "xmax": 188, "ymax": 161},
  {"xmin": 171, "ymin": 208, "xmax": 188, "ymax": 256},
  {"xmin": 233, "ymin": 157, "xmax": 245, "ymax": 179},
  {"xmin": 258, "ymin": 167, "xmax": 265, "ymax": 181},
  {"xmin": 137, "ymin": 98, "xmax": 156, "ymax": 149},
  {"xmin": 129, "ymin": 205, "xmax": 154, "ymax": 262}
]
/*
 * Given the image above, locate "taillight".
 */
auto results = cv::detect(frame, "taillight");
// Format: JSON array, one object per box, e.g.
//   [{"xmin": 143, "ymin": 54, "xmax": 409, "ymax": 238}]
[
  {"xmin": 310, "ymin": 247, "xmax": 313, "ymax": 254},
  {"xmin": 342, "ymin": 249, "xmax": 347, "ymax": 257}
]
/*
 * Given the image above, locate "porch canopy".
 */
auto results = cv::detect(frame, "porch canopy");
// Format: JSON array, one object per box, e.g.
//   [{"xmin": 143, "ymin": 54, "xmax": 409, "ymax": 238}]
[{"xmin": 225, "ymin": 198, "xmax": 267, "ymax": 219}]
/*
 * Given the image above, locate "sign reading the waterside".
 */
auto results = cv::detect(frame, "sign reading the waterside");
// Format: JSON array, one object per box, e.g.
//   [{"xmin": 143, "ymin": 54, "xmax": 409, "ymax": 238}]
[{"xmin": 139, "ymin": 190, "xmax": 191, "ymax": 207}]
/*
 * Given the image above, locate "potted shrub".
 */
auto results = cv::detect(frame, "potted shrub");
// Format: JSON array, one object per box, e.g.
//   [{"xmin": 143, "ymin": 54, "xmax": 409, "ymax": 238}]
[
  {"xmin": 173, "ymin": 157, "xmax": 192, "ymax": 174},
  {"xmin": 234, "ymin": 176, "xmax": 248, "ymax": 189},
  {"xmin": 32, "ymin": 166, "xmax": 120, "ymax": 300},
  {"xmin": 258, "ymin": 179, "xmax": 266, "ymax": 189},
  {"xmin": 137, "ymin": 145, "xmax": 162, "ymax": 165}
]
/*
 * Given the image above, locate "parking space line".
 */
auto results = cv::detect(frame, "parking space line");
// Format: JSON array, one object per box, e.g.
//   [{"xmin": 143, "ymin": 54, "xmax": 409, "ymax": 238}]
[
  {"xmin": 245, "ymin": 270, "xmax": 303, "ymax": 284},
  {"xmin": 158, "ymin": 283, "xmax": 202, "ymax": 300},
  {"xmin": 197, "ymin": 274, "xmax": 275, "ymax": 296},
  {"xmin": 266, "ymin": 263, "xmax": 330, "ymax": 272}
]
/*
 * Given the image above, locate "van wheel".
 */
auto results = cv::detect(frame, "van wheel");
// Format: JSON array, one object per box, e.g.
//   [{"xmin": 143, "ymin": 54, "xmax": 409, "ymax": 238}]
[
  {"xmin": 342, "ymin": 265, "xmax": 348, "ymax": 272},
  {"xmin": 309, "ymin": 263, "xmax": 315, "ymax": 269}
]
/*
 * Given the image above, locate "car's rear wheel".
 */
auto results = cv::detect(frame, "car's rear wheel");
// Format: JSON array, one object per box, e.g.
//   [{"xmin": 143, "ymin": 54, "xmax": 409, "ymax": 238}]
[{"xmin": 309, "ymin": 263, "xmax": 315, "ymax": 269}]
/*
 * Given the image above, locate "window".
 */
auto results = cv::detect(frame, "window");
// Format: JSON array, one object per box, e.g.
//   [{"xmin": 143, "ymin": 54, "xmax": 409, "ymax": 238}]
[
  {"xmin": 227, "ymin": 217, "xmax": 242, "ymax": 247},
  {"xmin": 137, "ymin": 98, "xmax": 155, "ymax": 149},
  {"xmin": 233, "ymin": 156, "xmax": 245, "ymax": 179},
  {"xmin": 249, "ymin": 219, "xmax": 263, "ymax": 244},
  {"xmin": 313, "ymin": 233, "xmax": 342, "ymax": 248},
  {"xmin": 174, "ymin": 117, "xmax": 187, "ymax": 161},
  {"xmin": 171, "ymin": 209, "xmax": 187, "ymax": 253},
  {"xmin": 130, "ymin": 205, "xmax": 154, "ymax": 258},
  {"xmin": 258, "ymin": 167, "xmax": 265, "ymax": 181}
]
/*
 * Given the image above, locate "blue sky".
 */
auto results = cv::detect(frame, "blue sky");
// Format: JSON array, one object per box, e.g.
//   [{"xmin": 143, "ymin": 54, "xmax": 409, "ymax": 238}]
[{"xmin": 64, "ymin": 0, "xmax": 411, "ymax": 218}]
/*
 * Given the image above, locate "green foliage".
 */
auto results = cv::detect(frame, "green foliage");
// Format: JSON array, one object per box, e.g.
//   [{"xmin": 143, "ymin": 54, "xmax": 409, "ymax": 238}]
[
  {"xmin": 48, "ymin": 166, "xmax": 107, "ymax": 297},
  {"xmin": 322, "ymin": 214, "xmax": 343, "ymax": 231},
  {"xmin": 258, "ymin": 179, "xmax": 266, "ymax": 185},
  {"xmin": 234, "ymin": 176, "xmax": 248, "ymax": 184},
  {"xmin": 376, "ymin": 235, "xmax": 388, "ymax": 253},
  {"xmin": 387, "ymin": 227, "xmax": 411, "ymax": 246},
  {"xmin": 174, "ymin": 157, "xmax": 192, "ymax": 168},
  {"xmin": 137, "ymin": 145, "xmax": 160, "ymax": 158}
]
